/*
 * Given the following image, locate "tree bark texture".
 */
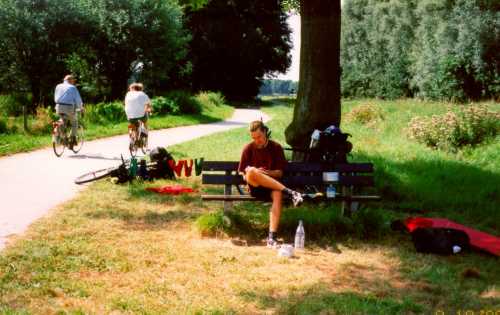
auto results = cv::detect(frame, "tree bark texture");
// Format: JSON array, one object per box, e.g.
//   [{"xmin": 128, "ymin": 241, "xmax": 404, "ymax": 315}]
[{"xmin": 285, "ymin": 0, "xmax": 341, "ymax": 154}]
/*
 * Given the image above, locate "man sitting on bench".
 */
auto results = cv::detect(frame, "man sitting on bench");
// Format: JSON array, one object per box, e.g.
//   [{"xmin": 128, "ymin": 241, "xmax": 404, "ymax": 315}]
[{"xmin": 238, "ymin": 120, "xmax": 303, "ymax": 248}]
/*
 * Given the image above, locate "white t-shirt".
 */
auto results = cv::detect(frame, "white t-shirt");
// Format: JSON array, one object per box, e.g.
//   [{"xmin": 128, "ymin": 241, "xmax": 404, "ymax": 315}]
[{"xmin": 125, "ymin": 91, "xmax": 150, "ymax": 119}]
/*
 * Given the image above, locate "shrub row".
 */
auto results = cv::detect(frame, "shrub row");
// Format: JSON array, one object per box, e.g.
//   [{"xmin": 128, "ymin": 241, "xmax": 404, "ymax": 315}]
[
  {"xmin": 407, "ymin": 105, "xmax": 500, "ymax": 151},
  {"xmin": 0, "ymin": 91, "xmax": 226, "ymax": 134}
]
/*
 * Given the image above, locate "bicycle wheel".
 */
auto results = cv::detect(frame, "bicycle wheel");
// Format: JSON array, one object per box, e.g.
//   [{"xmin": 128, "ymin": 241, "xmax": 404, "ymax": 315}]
[
  {"xmin": 52, "ymin": 126, "xmax": 65, "ymax": 157},
  {"xmin": 129, "ymin": 132, "xmax": 138, "ymax": 157},
  {"xmin": 71, "ymin": 124, "xmax": 84, "ymax": 153},
  {"xmin": 74, "ymin": 166, "xmax": 118, "ymax": 184},
  {"xmin": 140, "ymin": 134, "xmax": 148, "ymax": 155}
]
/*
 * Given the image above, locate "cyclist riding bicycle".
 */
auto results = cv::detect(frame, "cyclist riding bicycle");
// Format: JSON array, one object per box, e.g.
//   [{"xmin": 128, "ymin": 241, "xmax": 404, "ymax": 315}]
[
  {"xmin": 54, "ymin": 74, "xmax": 83, "ymax": 150},
  {"xmin": 124, "ymin": 82, "xmax": 151, "ymax": 133}
]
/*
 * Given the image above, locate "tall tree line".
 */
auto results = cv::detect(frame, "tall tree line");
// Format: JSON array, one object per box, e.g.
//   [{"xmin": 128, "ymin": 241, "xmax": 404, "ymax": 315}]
[
  {"xmin": 0, "ymin": 0, "xmax": 188, "ymax": 109},
  {"xmin": 0, "ymin": 0, "xmax": 292, "ymax": 113},
  {"xmin": 259, "ymin": 79, "xmax": 297, "ymax": 95},
  {"xmin": 341, "ymin": 0, "xmax": 499, "ymax": 102}
]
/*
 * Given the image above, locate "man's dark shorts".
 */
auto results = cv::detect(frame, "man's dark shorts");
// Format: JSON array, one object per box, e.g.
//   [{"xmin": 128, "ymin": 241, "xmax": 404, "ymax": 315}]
[
  {"xmin": 248, "ymin": 185, "xmax": 272, "ymax": 201},
  {"xmin": 128, "ymin": 114, "xmax": 148, "ymax": 124}
]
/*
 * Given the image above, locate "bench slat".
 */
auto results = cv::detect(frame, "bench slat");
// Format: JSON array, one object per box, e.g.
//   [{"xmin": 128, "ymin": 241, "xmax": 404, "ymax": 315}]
[
  {"xmin": 285, "ymin": 162, "xmax": 374, "ymax": 173},
  {"xmin": 202, "ymin": 174, "xmax": 245, "ymax": 185},
  {"xmin": 201, "ymin": 161, "xmax": 374, "ymax": 173},
  {"xmin": 202, "ymin": 161, "xmax": 239, "ymax": 171},
  {"xmin": 202, "ymin": 174, "xmax": 374, "ymax": 187}
]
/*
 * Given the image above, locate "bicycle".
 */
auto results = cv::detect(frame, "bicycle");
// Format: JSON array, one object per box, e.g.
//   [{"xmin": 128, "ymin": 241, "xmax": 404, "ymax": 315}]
[
  {"xmin": 74, "ymin": 152, "xmax": 171, "ymax": 185},
  {"xmin": 128, "ymin": 119, "xmax": 148, "ymax": 157},
  {"xmin": 74, "ymin": 155, "xmax": 131, "ymax": 184},
  {"xmin": 52, "ymin": 111, "xmax": 84, "ymax": 157}
]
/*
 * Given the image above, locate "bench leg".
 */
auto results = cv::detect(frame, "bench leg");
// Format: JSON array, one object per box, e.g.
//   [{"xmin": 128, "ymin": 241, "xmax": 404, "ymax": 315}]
[
  {"xmin": 341, "ymin": 185, "xmax": 355, "ymax": 217},
  {"xmin": 223, "ymin": 179, "xmax": 233, "ymax": 213}
]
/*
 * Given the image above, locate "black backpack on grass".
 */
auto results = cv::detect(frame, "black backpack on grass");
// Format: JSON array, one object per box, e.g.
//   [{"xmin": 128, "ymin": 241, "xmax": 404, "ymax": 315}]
[
  {"xmin": 411, "ymin": 228, "xmax": 470, "ymax": 255},
  {"xmin": 149, "ymin": 147, "xmax": 175, "ymax": 180}
]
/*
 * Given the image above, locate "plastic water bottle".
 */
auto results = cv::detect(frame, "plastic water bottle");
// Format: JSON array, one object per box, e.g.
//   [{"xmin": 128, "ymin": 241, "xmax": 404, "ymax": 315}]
[
  {"xmin": 326, "ymin": 185, "xmax": 336, "ymax": 198},
  {"xmin": 129, "ymin": 156, "xmax": 138, "ymax": 178},
  {"xmin": 294, "ymin": 220, "xmax": 305, "ymax": 250}
]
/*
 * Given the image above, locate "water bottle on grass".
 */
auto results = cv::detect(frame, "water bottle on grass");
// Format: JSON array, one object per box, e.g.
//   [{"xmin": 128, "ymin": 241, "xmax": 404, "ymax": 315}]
[{"xmin": 294, "ymin": 220, "xmax": 305, "ymax": 250}]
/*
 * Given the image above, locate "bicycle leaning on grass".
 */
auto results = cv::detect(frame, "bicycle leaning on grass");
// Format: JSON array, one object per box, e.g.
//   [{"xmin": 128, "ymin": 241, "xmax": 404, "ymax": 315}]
[{"xmin": 52, "ymin": 110, "xmax": 84, "ymax": 157}]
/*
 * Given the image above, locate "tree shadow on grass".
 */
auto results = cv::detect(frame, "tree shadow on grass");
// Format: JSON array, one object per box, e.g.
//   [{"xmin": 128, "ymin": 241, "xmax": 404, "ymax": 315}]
[
  {"xmin": 239, "ymin": 283, "xmax": 425, "ymax": 315},
  {"xmin": 84, "ymin": 181, "xmax": 202, "ymax": 231},
  {"xmin": 352, "ymin": 151, "xmax": 500, "ymax": 233},
  {"xmin": 223, "ymin": 201, "xmax": 390, "ymax": 249},
  {"xmin": 238, "ymin": 249, "xmax": 499, "ymax": 314},
  {"xmin": 85, "ymin": 208, "xmax": 197, "ymax": 231}
]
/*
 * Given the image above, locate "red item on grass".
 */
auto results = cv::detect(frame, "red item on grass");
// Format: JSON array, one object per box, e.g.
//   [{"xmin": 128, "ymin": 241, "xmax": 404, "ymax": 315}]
[
  {"xmin": 146, "ymin": 185, "xmax": 195, "ymax": 195},
  {"xmin": 405, "ymin": 217, "xmax": 500, "ymax": 256}
]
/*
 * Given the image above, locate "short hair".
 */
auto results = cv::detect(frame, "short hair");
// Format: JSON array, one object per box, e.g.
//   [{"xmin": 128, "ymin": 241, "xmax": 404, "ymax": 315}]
[
  {"xmin": 64, "ymin": 74, "xmax": 75, "ymax": 82},
  {"xmin": 129, "ymin": 82, "xmax": 143, "ymax": 91},
  {"xmin": 249, "ymin": 120, "xmax": 266, "ymax": 133}
]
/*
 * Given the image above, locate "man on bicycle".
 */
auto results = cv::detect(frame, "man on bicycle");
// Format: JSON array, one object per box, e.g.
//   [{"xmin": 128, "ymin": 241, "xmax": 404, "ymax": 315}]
[
  {"xmin": 124, "ymin": 82, "xmax": 151, "ymax": 133},
  {"xmin": 54, "ymin": 74, "xmax": 83, "ymax": 149}
]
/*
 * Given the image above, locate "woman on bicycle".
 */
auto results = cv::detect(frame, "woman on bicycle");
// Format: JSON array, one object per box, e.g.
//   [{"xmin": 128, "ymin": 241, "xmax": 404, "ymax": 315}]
[{"xmin": 124, "ymin": 82, "xmax": 152, "ymax": 132}]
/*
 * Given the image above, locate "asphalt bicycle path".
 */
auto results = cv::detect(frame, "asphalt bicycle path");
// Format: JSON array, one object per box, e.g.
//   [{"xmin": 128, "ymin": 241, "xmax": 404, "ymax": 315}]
[{"xmin": 0, "ymin": 109, "xmax": 270, "ymax": 251}]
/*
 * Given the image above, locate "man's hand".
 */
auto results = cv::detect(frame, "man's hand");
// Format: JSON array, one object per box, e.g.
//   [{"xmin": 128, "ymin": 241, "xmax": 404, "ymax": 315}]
[{"xmin": 258, "ymin": 167, "xmax": 269, "ymax": 175}]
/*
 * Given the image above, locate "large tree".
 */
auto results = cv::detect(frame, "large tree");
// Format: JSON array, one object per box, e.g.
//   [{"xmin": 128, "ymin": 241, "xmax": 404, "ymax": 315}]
[
  {"xmin": 185, "ymin": 0, "xmax": 292, "ymax": 101},
  {"xmin": 283, "ymin": 0, "xmax": 342, "ymax": 151},
  {"xmin": 87, "ymin": 0, "xmax": 188, "ymax": 100},
  {"xmin": 0, "ymin": 0, "xmax": 87, "ymax": 109}
]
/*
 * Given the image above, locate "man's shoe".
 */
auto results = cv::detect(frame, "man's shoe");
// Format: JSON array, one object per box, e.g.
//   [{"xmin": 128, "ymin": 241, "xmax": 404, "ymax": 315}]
[
  {"xmin": 291, "ymin": 191, "xmax": 304, "ymax": 207},
  {"xmin": 266, "ymin": 237, "xmax": 278, "ymax": 249},
  {"xmin": 303, "ymin": 192, "xmax": 324, "ymax": 200}
]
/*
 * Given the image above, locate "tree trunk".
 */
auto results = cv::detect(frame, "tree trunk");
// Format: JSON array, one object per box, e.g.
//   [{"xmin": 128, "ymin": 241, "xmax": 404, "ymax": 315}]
[{"xmin": 285, "ymin": 0, "xmax": 341, "ymax": 156}]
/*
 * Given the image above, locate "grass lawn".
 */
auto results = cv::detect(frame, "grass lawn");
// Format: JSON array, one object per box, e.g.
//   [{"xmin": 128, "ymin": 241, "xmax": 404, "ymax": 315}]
[
  {"xmin": 0, "ymin": 98, "xmax": 499, "ymax": 314},
  {"xmin": 0, "ymin": 102, "xmax": 233, "ymax": 157}
]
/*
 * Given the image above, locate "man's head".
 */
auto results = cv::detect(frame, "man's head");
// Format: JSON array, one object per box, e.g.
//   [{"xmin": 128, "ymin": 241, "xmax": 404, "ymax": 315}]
[
  {"xmin": 249, "ymin": 120, "xmax": 270, "ymax": 148},
  {"xmin": 64, "ymin": 74, "xmax": 76, "ymax": 84},
  {"xmin": 129, "ymin": 82, "xmax": 144, "ymax": 91}
]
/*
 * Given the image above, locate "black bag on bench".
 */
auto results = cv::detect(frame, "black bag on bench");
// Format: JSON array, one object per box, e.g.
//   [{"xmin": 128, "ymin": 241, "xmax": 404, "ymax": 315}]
[{"xmin": 309, "ymin": 126, "xmax": 353, "ymax": 163}]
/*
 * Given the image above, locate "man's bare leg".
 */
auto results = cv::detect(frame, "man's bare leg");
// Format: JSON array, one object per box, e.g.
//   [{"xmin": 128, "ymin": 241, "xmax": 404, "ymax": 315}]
[
  {"xmin": 244, "ymin": 167, "xmax": 285, "ymax": 191},
  {"xmin": 269, "ymin": 190, "xmax": 283, "ymax": 232},
  {"xmin": 245, "ymin": 167, "xmax": 303, "ymax": 207}
]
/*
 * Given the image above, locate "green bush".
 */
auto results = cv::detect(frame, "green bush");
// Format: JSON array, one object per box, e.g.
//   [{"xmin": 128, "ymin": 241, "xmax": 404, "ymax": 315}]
[
  {"xmin": 195, "ymin": 91, "xmax": 225, "ymax": 108},
  {"xmin": 0, "ymin": 94, "xmax": 30, "ymax": 116},
  {"xmin": 151, "ymin": 96, "xmax": 180, "ymax": 115},
  {"xmin": 0, "ymin": 117, "xmax": 8, "ymax": 134},
  {"xmin": 31, "ymin": 107, "xmax": 54, "ymax": 134},
  {"xmin": 408, "ymin": 105, "xmax": 500, "ymax": 151},
  {"xmin": 84, "ymin": 101, "xmax": 126, "ymax": 124},
  {"xmin": 165, "ymin": 90, "xmax": 202, "ymax": 114},
  {"xmin": 194, "ymin": 210, "xmax": 230, "ymax": 236},
  {"xmin": 345, "ymin": 103, "xmax": 384, "ymax": 126}
]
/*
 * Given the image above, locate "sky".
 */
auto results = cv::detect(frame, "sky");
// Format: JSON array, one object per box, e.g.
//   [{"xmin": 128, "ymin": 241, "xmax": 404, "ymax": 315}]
[
  {"xmin": 276, "ymin": 1, "xmax": 344, "ymax": 82},
  {"xmin": 276, "ymin": 13, "xmax": 300, "ymax": 82}
]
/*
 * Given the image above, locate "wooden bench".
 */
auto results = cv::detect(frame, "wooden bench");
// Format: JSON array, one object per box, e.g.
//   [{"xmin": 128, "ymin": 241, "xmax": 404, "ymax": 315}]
[{"xmin": 201, "ymin": 161, "xmax": 381, "ymax": 215}]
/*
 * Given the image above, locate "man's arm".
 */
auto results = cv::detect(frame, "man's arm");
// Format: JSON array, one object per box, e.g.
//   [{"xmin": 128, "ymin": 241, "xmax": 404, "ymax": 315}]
[{"xmin": 72, "ymin": 87, "xmax": 83, "ymax": 108}]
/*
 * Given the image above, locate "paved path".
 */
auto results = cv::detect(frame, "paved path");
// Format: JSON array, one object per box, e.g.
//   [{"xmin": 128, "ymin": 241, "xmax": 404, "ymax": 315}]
[{"xmin": 0, "ymin": 109, "xmax": 269, "ymax": 251}]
